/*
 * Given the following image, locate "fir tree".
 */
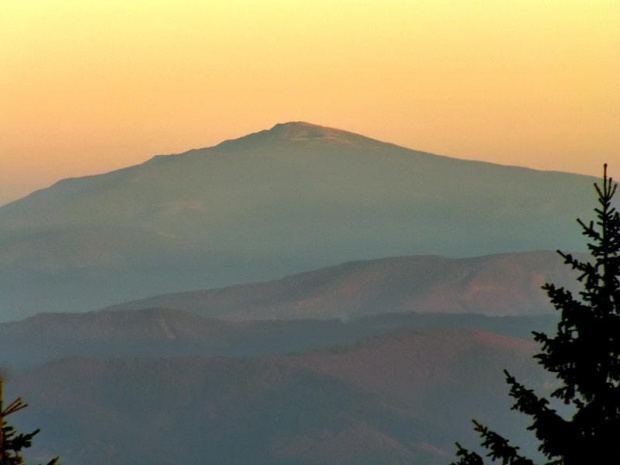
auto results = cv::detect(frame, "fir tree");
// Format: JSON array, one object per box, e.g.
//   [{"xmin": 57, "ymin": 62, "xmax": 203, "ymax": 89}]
[
  {"xmin": 0, "ymin": 377, "xmax": 59, "ymax": 465},
  {"xmin": 452, "ymin": 165, "xmax": 620, "ymax": 465}
]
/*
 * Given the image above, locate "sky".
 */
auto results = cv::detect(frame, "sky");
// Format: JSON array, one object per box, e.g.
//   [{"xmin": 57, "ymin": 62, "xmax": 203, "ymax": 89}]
[{"xmin": 1, "ymin": 0, "xmax": 619, "ymax": 206}]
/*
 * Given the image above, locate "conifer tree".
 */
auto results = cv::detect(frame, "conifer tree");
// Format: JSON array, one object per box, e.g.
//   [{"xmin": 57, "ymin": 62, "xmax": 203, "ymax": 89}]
[
  {"xmin": 0, "ymin": 377, "xmax": 59, "ymax": 465},
  {"xmin": 452, "ymin": 165, "xmax": 620, "ymax": 464}
]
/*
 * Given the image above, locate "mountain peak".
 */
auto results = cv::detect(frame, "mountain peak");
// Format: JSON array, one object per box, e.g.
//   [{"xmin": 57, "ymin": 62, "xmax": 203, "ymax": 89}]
[
  {"xmin": 214, "ymin": 121, "xmax": 385, "ymax": 150},
  {"xmin": 268, "ymin": 121, "xmax": 340, "ymax": 140}
]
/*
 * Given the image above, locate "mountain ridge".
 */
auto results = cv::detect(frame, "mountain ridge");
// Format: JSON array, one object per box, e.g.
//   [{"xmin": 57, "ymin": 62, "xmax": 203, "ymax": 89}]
[
  {"xmin": 0, "ymin": 122, "xmax": 596, "ymax": 318},
  {"xmin": 7, "ymin": 327, "xmax": 545, "ymax": 465},
  {"xmin": 103, "ymin": 250, "xmax": 577, "ymax": 320},
  {"xmin": 5, "ymin": 121, "xmax": 587, "ymax": 212},
  {"xmin": 0, "ymin": 121, "xmax": 592, "ymax": 221},
  {"xmin": 0, "ymin": 304, "xmax": 559, "ymax": 369}
]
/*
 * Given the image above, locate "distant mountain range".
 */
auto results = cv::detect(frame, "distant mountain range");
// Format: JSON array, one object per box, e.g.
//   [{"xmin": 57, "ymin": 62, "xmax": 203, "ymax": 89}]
[
  {"xmin": 0, "ymin": 122, "xmax": 595, "ymax": 319},
  {"xmin": 0, "ymin": 307, "xmax": 557, "ymax": 368},
  {"xmin": 7, "ymin": 327, "xmax": 547, "ymax": 465},
  {"xmin": 106, "ymin": 250, "xmax": 577, "ymax": 320}
]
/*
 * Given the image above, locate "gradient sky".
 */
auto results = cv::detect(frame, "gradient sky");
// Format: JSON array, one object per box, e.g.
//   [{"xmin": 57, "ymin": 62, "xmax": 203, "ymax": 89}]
[{"xmin": 1, "ymin": 0, "xmax": 619, "ymax": 206}]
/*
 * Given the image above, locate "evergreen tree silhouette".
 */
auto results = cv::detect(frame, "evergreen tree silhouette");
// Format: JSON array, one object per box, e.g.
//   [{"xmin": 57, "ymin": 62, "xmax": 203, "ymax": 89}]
[
  {"xmin": 0, "ymin": 377, "xmax": 59, "ymax": 465},
  {"xmin": 452, "ymin": 165, "xmax": 620, "ymax": 465}
]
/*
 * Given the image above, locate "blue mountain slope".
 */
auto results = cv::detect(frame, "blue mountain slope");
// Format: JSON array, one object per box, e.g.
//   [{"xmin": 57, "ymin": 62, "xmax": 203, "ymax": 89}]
[{"xmin": 0, "ymin": 122, "xmax": 595, "ymax": 319}]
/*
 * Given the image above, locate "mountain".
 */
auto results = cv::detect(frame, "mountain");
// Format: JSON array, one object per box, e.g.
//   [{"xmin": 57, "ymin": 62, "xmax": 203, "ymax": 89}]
[
  {"xmin": 7, "ymin": 328, "xmax": 547, "ymax": 465},
  {"xmin": 0, "ymin": 122, "xmax": 594, "ymax": 319},
  {"xmin": 0, "ymin": 306, "xmax": 558, "ymax": 368},
  {"xmin": 106, "ymin": 251, "xmax": 577, "ymax": 320}
]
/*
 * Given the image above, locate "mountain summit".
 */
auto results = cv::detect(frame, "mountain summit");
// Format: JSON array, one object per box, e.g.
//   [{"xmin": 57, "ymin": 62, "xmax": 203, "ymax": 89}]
[
  {"xmin": 269, "ymin": 121, "xmax": 345, "ymax": 139},
  {"xmin": 0, "ymin": 123, "xmax": 594, "ymax": 319},
  {"xmin": 208, "ymin": 121, "xmax": 388, "ymax": 153},
  {"xmin": 250, "ymin": 121, "xmax": 354, "ymax": 141},
  {"xmin": 244, "ymin": 121, "xmax": 380, "ymax": 143}
]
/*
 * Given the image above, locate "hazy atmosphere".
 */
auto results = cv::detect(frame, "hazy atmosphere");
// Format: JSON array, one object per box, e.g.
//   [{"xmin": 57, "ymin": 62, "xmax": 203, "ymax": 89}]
[
  {"xmin": 2, "ymin": 2, "xmax": 620, "ymax": 465},
  {"xmin": 1, "ymin": 0, "xmax": 619, "ymax": 205}
]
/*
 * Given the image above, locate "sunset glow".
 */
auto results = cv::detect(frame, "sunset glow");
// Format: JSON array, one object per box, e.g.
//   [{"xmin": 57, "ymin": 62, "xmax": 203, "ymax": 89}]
[{"xmin": 1, "ymin": 0, "xmax": 619, "ymax": 205}]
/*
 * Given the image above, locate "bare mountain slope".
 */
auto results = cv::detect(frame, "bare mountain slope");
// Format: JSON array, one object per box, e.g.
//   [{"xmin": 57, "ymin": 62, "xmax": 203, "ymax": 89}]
[{"xmin": 107, "ymin": 251, "xmax": 577, "ymax": 320}]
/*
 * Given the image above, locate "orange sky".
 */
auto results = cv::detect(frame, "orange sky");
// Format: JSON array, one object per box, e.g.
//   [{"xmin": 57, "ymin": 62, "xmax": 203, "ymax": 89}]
[{"xmin": 1, "ymin": 0, "xmax": 619, "ymax": 206}]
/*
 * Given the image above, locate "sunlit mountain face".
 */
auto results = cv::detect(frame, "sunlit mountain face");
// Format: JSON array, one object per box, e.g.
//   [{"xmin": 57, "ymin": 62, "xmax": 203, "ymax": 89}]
[
  {"xmin": 105, "ymin": 251, "xmax": 577, "ymax": 320},
  {"xmin": 0, "ymin": 122, "xmax": 593, "ymax": 319}
]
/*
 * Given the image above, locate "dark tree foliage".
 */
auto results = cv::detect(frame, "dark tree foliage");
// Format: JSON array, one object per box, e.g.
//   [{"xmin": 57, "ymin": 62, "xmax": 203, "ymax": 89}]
[
  {"xmin": 0, "ymin": 378, "xmax": 59, "ymax": 465},
  {"xmin": 452, "ymin": 165, "xmax": 620, "ymax": 465}
]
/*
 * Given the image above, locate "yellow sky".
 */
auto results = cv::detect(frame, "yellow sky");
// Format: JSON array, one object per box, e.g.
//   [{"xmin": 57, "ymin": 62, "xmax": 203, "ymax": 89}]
[{"xmin": 1, "ymin": 0, "xmax": 619, "ymax": 205}]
